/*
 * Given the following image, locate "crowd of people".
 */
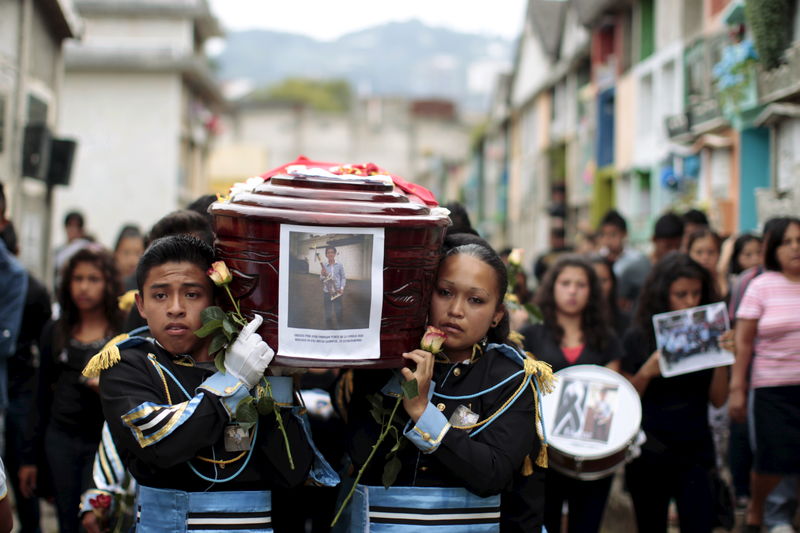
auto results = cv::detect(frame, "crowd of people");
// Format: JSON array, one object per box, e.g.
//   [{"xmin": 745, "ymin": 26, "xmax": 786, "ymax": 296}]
[
  {"xmin": 0, "ymin": 178, "xmax": 798, "ymax": 533},
  {"xmin": 513, "ymin": 206, "xmax": 800, "ymax": 533}
]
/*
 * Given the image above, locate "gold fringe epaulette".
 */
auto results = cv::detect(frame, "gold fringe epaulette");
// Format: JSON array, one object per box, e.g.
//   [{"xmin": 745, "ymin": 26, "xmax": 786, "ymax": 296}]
[
  {"xmin": 522, "ymin": 355, "xmax": 557, "ymax": 471},
  {"xmin": 507, "ymin": 330, "xmax": 525, "ymax": 350},
  {"xmin": 82, "ymin": 333, "xmax": 129, "ymax": 378},
  {"xmin": 525, "ymin": 355, "xmax": 557, "ymax": 395}
]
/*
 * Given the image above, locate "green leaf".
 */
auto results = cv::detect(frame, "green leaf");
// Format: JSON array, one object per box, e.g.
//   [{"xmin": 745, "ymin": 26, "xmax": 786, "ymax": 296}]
[
  {"xmin": 194, "ymin": 319, "xmax": 222, "ymax": 338},
  {"xmin": 235, "ymin": 398, "xmax": 258, "ymax": 426},
  {"xmin": 257, "ymin": 395, "xmax": 275, "ymax": 416},
  {"xmin": 222, "ymin": 316, "xmax": 239, "ymax": 337},
  {"xmin": 388, "ymin": 434, "xmax": 402, "ymax": 454},
  {"xmin": 382, "ymin": 456, "xmax": 402, "ymax": 489},
  {"xmin": 209, "ymin": 332, "xmax": 228, "ymax": 357},
  {"xmin": 401, "ymin": 379, "xmax": 419, "ymax": 400},
  {"xmin": 201, "ymin": 306, "xmax": 226, "ymax": 323},
  {"xmin": 526, "ymin": 303, "xmax": 544, "ymax": 323},
  {"xmin": 214, "ymin": 352, "xmax": 226, "ymax": 374},
  {"xmin": 367, "ymin": 393, "xmax": 384, "ymax": 411}
]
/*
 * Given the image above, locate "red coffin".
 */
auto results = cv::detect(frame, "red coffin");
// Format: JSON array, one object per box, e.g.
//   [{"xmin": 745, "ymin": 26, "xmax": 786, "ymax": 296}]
[{"xmin": 210, "ymin": 157, "xmax": 450, "ymax": 368}]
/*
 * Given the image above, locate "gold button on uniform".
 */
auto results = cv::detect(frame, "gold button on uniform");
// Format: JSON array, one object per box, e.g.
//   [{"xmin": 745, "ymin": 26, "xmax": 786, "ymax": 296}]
[
  {"xmin": 419, "ymin": 466, "xmax": 429, "ymax": 472},
  {"xmin": 422, "ymin": 432, "xmax": 431, "ymax": 440},
  {"xmin": 453, "ymin": 367, "xmax": 462, "ymax": 377},
  {"xmin": 224, "ymin": 386, "xmax": 235, "ymax": 394},
  {"xmin": 437, "ymin": 403, "xmax": 446, "ymax": 411}
]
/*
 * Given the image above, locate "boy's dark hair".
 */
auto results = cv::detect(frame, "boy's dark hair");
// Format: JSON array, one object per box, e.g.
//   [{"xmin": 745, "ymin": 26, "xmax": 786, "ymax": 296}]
[
  {"xmin": 64, "ymin": 210, "xmax": 84, "ymax": 228},
  {"xmin": 653, "ymin": 212, "xmax": 684, "ymax": 239},
  {"xmin": 136, "ymin": 234, "xmax": 215, "ymax": 292},
  {"xmin": 682, "ymin": 208, "xmax": 709, "ymax": 227},
  {"xmin": 325, "ymin": 246, "xmax": 337, "ymax": 254},
  {"xmin": 444, "ymin": 202, "xmax": 478, "ymax": 237},
  {"xmin": 186, "ymin": 194, "xmax": 216, "ymax": 225},
  {"xmin": 599, "ymin": 209, "xmax": 627, "ymax": 233},
  {"xmin": 763, "ymin": 217, "xmax": 800, "ymax": 272},
  {"xmin": 146, "ymin": 210, "xmax": 213, "ymax": 248}
]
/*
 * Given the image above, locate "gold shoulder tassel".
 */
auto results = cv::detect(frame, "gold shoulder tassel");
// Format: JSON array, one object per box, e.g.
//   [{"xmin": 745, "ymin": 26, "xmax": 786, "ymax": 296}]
[
  {"xmin": 82, "ymin": 333, "xmax": 129, "ymax": 378},
  {"xmin": 521, "ymin": 454, "xmax": 534, "ymax": 476},
  {"xmin": 536, "ymin": 443, "xmax": 548, "ymax": 468},
  {"xmin": 525, "ymin": 355, "xmax": 557, "ymax": 394},
  {"xmin": 522, "ymin": 355, "xmax": 557, "ymax": 472}
]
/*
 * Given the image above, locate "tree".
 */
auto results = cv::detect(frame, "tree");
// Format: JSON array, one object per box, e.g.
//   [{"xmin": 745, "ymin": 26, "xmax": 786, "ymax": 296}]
[{"xmin": 249, "ymin": 78, "xmax": 353, "ymax": 112}]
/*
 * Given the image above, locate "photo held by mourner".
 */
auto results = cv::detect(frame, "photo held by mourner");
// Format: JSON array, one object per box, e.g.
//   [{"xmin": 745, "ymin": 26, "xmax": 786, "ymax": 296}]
[{"xmin": 3, "ymin": 0, "xmax": 800, "ymax": 532}]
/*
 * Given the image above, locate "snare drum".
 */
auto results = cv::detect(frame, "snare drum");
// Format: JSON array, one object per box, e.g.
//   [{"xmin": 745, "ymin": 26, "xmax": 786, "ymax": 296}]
[{"xmin": 541, "ymin": 364, "xmax": 642, "ymax": 480}]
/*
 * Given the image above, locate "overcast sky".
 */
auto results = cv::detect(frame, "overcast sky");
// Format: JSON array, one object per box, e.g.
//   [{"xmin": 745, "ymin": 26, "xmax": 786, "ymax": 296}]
[{"xmin": 208, "ymin": 0, "xmax": 528, "ymax": 41}]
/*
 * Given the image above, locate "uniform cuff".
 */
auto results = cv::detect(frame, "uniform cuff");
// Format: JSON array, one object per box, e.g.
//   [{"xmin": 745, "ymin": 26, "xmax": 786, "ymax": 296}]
[
  {"xmin": 403, "ymin": 402, "xmax": 451, "ymax": 453},
  {"xmin": 197, "ymin": 371, "xmax": 250, "ymax": 419},
  {"xmin": 265, "ymin": 376, "xmax": 293, "ymax": 405}
]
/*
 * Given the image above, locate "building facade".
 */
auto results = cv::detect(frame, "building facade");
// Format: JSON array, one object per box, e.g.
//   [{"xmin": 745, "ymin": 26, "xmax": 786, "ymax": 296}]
[
  {"xmin": 52, "ymin": 0, "xmax": 223, "ymax": 251},
  {"xmin": 0, "ymin": 0, "xmax": 81, "ymax": 278},
  {"xmin": 472, "ymin": 0, "xmax": 800, "ymax": 262}
]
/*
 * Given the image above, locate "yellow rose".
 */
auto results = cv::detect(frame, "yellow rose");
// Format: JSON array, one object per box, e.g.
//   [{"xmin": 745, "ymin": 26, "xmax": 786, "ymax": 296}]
[
  {"xmin": 420, "ymin": 325, "xmax": 447, "ymax": 354},
  {"xmin": 508, "ymin": 248, "xmax": 523, "ymax": 267},
  {"xmin": 207, "ymin": 261, "xmax": 233, "ymax": 286}
]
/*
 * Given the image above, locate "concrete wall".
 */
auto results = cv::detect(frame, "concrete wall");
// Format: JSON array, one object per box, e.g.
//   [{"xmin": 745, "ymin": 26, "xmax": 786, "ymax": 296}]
[
  {"xmin": 615, "ymin": 73, "xmax": 636, "ymax": 170},
  {"xmin": 632, "ymin": 42, "xmax": 684, "ymax": 168},
  {"xmin": 81, "ymin": 16, "xmax": 193, "ymax": 55},
  {"xmin": 220, "ymin": 99, "xmax": 469, "ymax": 199},
  {"xmin": 510, "ymin": 22, "xmax": 551, "ymax": 108},
  {"xmin": 54, "ymin": 72, "xmax": 182, "ymax": 249}
]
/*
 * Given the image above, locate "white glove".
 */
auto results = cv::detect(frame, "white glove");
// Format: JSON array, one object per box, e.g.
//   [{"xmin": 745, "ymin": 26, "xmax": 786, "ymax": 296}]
[{"xmin": 224, "ymin": 315, "xmax": 274, "ymax": 389}]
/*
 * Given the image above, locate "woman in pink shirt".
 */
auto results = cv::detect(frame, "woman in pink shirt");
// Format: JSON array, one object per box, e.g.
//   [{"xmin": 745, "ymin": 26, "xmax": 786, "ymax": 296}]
[{"xmin": 729, "ymin": 216, "xmax": 800, "ymax": 532}]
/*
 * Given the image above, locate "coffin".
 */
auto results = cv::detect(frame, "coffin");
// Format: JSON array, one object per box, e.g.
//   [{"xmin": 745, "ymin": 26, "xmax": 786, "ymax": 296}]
[{"xmin": 210, "ymin": 157, "xmax": 450, "ymax": 368}]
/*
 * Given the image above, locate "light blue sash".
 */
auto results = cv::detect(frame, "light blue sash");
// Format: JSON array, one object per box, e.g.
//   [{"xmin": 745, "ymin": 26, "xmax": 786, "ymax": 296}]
[
  {"xmin": 347, "ymin": 484, "xmax": 500, "ymax": 532},
  {"xmin": 136, "ymin": 485, "xmax": 272, "ymax": 532}
]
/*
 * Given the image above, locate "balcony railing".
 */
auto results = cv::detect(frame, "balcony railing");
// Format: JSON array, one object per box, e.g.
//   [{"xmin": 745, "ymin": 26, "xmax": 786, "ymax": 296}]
[{"xmin": 757, "ymin": 41, "xmax": 800, "ymax": 104}]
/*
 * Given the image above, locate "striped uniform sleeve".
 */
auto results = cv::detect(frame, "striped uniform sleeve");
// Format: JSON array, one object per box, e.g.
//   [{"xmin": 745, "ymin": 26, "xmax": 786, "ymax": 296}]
[
  {"xmin": 0, "ymin": 457, "xmax": 7, "ymax": 501},
  {"xmin": 80, "ymin": 424, "xmax": 137, "ymax": 514},
  {"xmin": 99, "ymin": 352, "xmax": 242, "ymax": 469},
  {"xmin": 121, "ymin": 394, "xmax": 206, "ymax": 448}
]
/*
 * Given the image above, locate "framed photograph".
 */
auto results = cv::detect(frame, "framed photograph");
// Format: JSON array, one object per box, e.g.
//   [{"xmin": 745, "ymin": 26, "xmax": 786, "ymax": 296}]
[
  {"xmin": 653, "ymin": 302, "xmax": 733, "ymax": 378},
  {"xmin": 552, "ymin": 378, "xmax": 619, "ymax": 445},
  {"xmin": 278, "ymin": 224, "xmax": 384, "ymax": 361}
]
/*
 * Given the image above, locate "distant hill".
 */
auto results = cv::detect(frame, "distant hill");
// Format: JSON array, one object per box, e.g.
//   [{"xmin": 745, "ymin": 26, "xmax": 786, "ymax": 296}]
[{"xmin": 213, "ymin": 19, "xmax": 514, "ymax": 112}]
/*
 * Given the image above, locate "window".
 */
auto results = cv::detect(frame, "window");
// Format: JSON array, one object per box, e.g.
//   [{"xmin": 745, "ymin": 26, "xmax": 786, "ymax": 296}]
[
  {"xmin": 27, "ymin": 94, "xmax": 48, "ymax": 124},
  {"xmin": 639, "ymin": 74, "xmax": 654, "ymax": 135}
]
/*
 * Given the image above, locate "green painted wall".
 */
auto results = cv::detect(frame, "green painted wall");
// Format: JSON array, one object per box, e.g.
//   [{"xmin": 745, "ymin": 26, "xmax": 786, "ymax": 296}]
[
  {"xmin": 640, "ymin": 0, "xmax": 655, "ymax": 61},
  {"xmin": 739, "ymin": 127, "xmax": 770, "ymax": 232}
]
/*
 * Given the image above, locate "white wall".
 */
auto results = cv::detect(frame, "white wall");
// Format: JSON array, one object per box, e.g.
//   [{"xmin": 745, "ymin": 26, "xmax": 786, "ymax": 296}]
[
  {"xmin": 632, "ymin": 42, "xmax": 684, "ymax": 168},
  {"xmin": 54, "ymin": 72, "xmax": 182, "ymax": 249},
  {"xmin": 80, "ymin": 16, "xmax": 193, "ymax": 56},
  {"xmin": 510, "ymin": 22, "xmax": 552, "ymax": 108}
]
